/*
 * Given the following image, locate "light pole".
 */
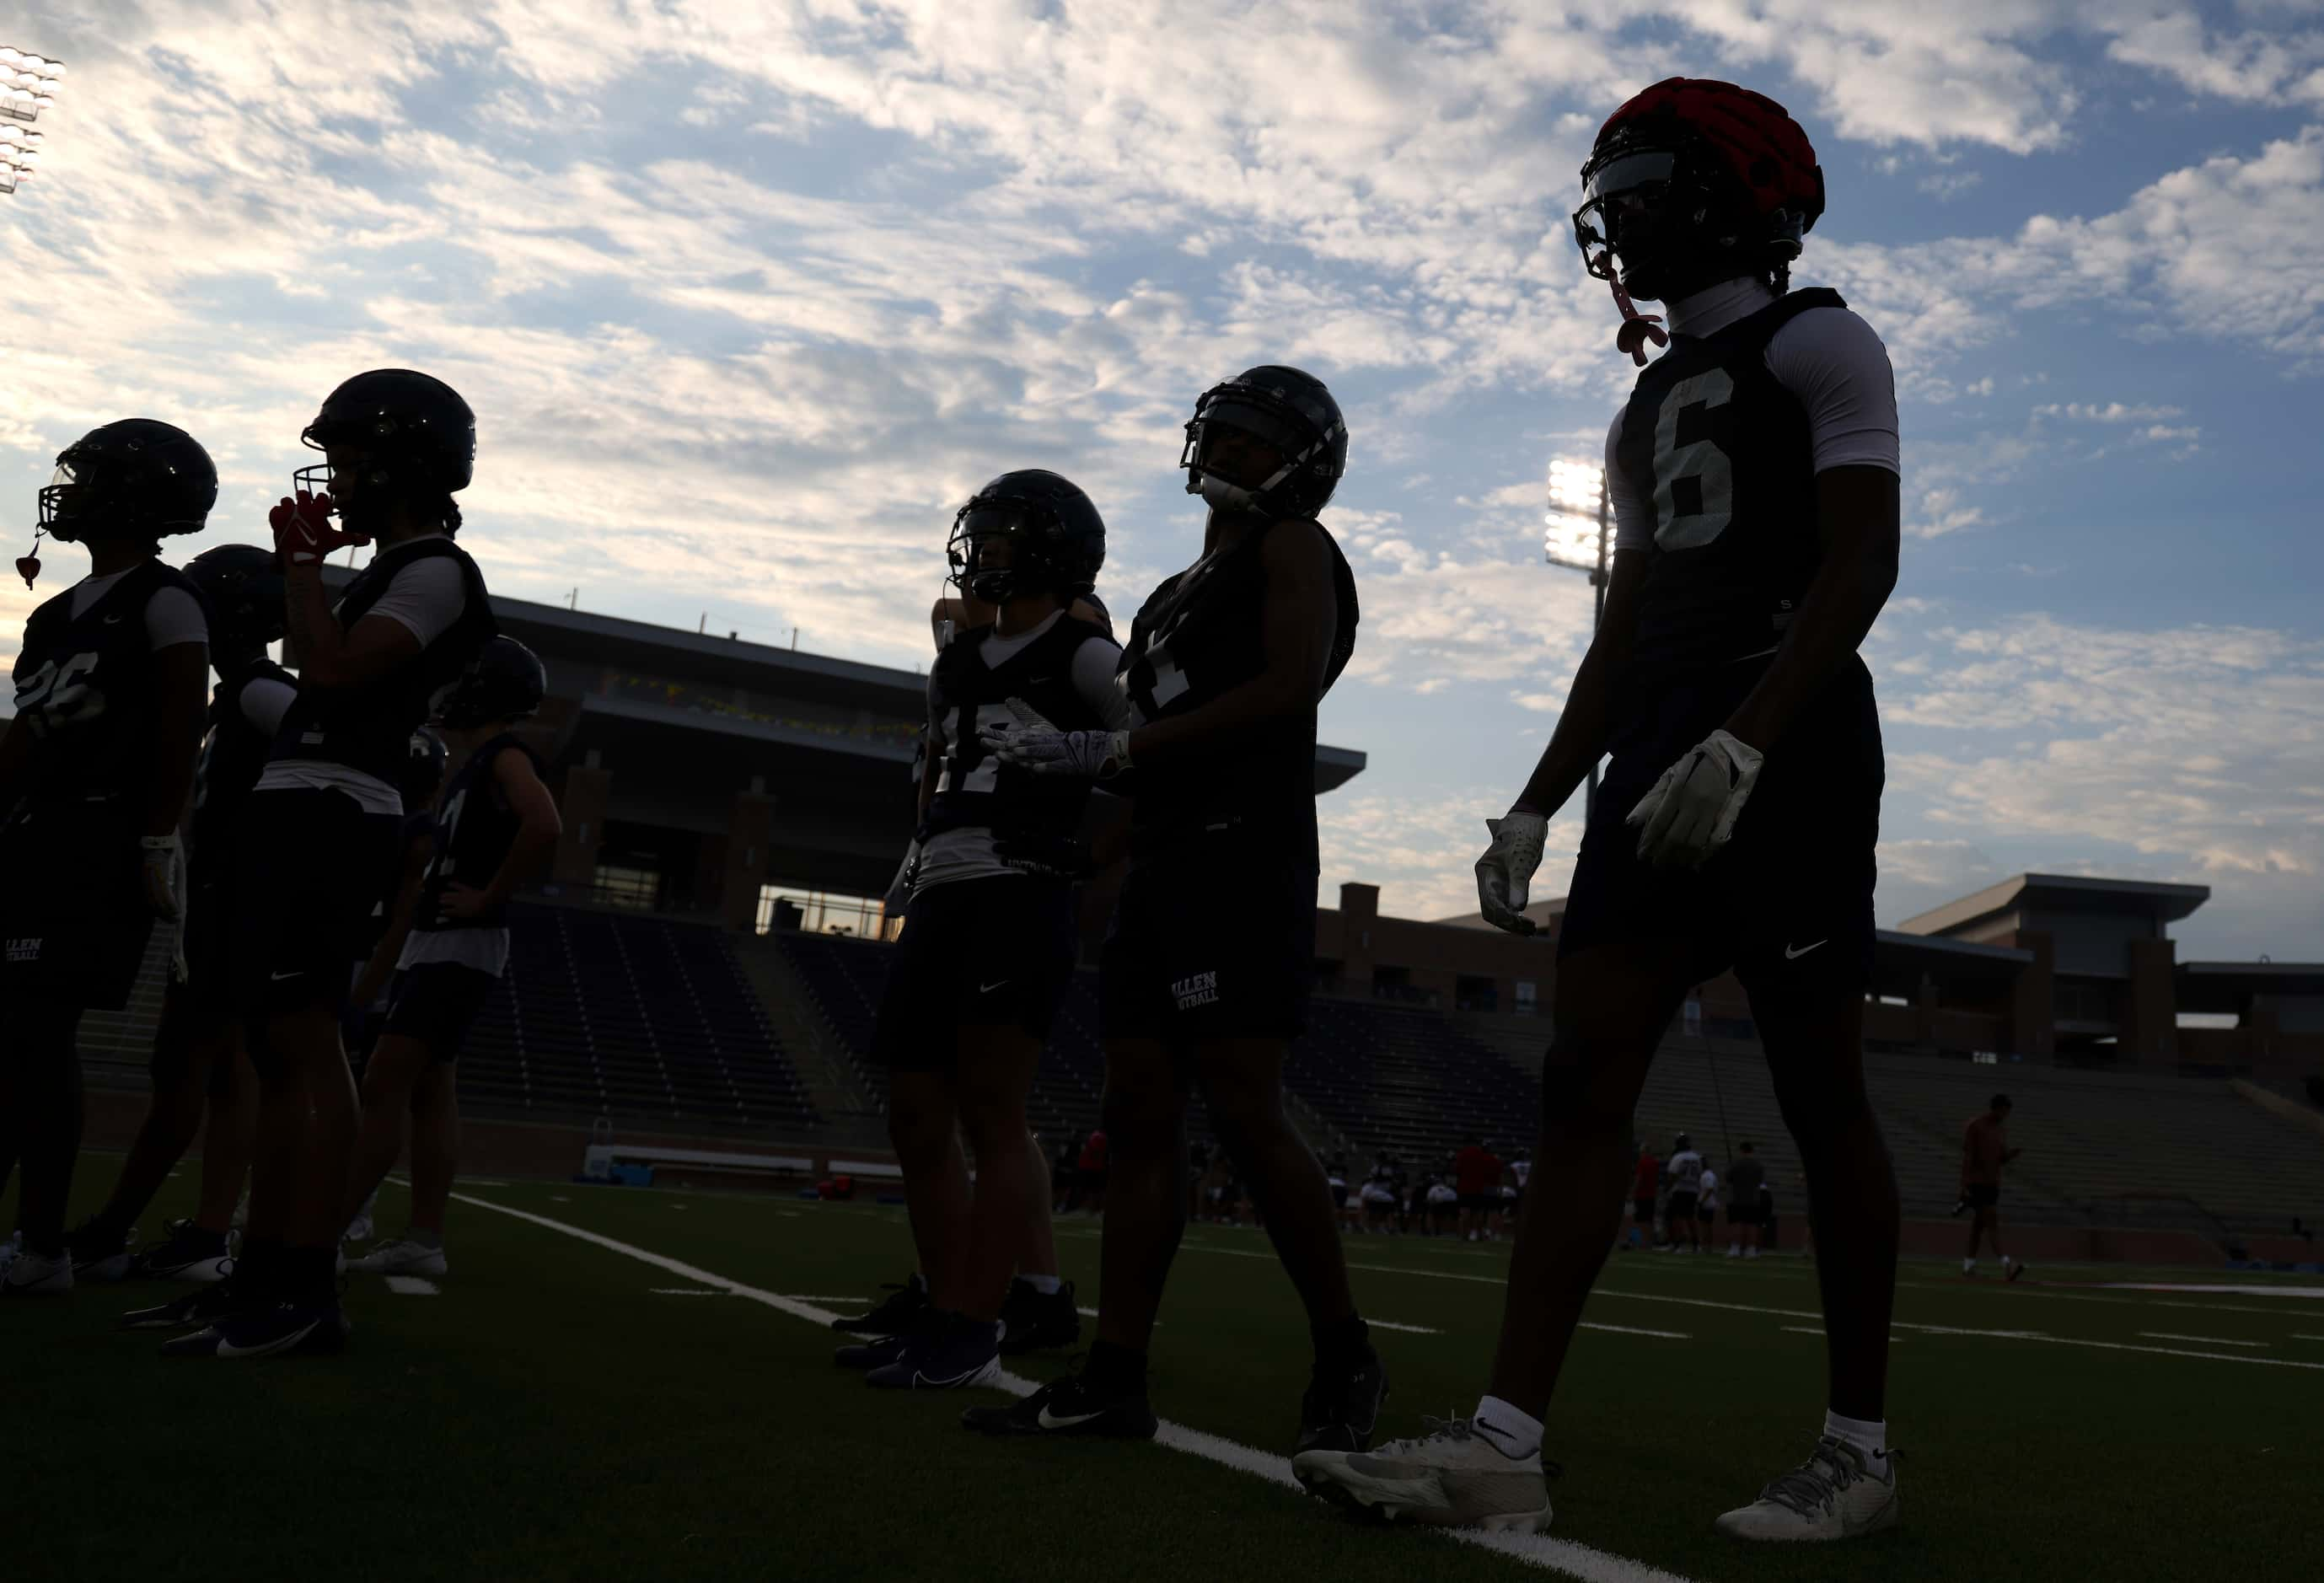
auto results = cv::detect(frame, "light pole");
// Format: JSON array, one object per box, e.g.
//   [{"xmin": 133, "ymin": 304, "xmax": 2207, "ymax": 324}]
[
  {"xmin": 1543, "ymin": 456, "xmax": 1611, "ymax": 818},
  {"xmin": 0, "ymin": 46, "xmax": 64, "ymax": 196}
]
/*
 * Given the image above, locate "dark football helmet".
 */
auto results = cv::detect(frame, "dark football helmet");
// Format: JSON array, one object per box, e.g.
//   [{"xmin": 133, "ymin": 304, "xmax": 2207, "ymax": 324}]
[
  {"xmin": 1181, "ymin": 367, "xmax": 1346, "ymax": 521},
  {"xmin": 945, "ymin": 470, "xmax": 1106, "ymax": 604},
  {"xmin": 1574, "ymin": 78, "xmax": 1824, "ymax": 309},
  {"xmin": 185, "ymin": 543, "xmax": 287, "ymax": 663},
  {"xmin": 404, "ymin": 727, "xmax": 448, "ymax": 809},
  {"xmin": 36, "ymin": 419, "xmax": 217, "ymax": 545},
  {"xmin": 436, "ymin": 636, "xmax": 546, "ymax": 729},
  {"xmin": 294, "ymin": 368, "xmax": 475, "ymax": 538}
]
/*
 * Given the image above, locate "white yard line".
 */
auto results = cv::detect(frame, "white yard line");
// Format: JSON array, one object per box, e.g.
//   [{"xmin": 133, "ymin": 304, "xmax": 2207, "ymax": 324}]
[
  {"xmin": 1581, "ymin": 1323, "xmax": 1690, "ymax": 1339},
  {"xmin": 1172, "ymin": 1245, "xmax": 2324, "ymax": 1371},
  {"xmin": 1368, "ymin": 1318, "xmax": 1443, "ymax": 1334},
  {"xmin": 2293, "ymin": 1334, "xmax": 2324, "ymax": 1343},
  {"xmin": 652, "ymin": 1288, "xmax": 727, "ymax": 1296},
  {"xmin": 447, "ymin": 1189, "xmax": 1698, "ymax": 1583},
  {"xmin": 2137, "ymin": 1332, "xmax": 2267, "ymax": 1348}
]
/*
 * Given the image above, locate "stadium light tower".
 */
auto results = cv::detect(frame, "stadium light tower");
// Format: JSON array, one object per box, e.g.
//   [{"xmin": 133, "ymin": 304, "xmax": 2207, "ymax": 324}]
[
  {"xmin": 1543, "ymin": 455, "xmax": 1612, "ymax": 817},
  {"xmin": 0, "ymin": 46, "xmax": 63, "ymax": 196}
]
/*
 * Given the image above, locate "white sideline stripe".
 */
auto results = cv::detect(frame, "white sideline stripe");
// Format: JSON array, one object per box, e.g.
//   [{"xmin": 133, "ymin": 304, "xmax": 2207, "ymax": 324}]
[
  {"xmin": 1581, "ymin": 1323, "xmax": 1689, "ymax": 1339},
  {"xmin": 1177, "ymin": 1246, "xmax": 2324, "ymax": 1371},
  {"xmin": 2293, "ymin": 1334, "xmax": 2324, "ymax": 1343},
  {"xmin": 1369, "ymin": 1318, "xmax": 1442, "ymax": 1334},
  {"xmin": 383, "ymin": 1276, "xmax": 439, "ymax": 1296},
  {"xmin": 463, "ymin": 1180, "xmax": 510, "ymax": 1188},
  {"xmin": 2138, "ymin": 1332, "xmax": 2267, "ymax": 1348},
  {"xmin": 2101, "ymin": 1284, "xmax": 2324, "ymax": 1299},
  {"xmin": 445, "ymin": 1189, "xmax": 1696, "ymax": 1583}
]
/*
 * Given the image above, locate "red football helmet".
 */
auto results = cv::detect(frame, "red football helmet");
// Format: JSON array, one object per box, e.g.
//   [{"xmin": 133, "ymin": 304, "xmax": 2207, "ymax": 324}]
[{"xmin": 1573, "ymin": 78, "xmax": 1826, "ymax": 362}]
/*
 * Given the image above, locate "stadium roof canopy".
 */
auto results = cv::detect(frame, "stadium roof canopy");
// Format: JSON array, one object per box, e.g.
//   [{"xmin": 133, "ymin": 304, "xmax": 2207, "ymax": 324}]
[{"xmin": 1897, "ymin": 872, "xmax": 2211, "ymax": 939}]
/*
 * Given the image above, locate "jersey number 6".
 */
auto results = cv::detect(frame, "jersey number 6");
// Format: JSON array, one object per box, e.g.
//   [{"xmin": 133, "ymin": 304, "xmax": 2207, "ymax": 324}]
[{"xmin": 1651, "ymin": 368, "xmax": 1736, "ymax": 550}]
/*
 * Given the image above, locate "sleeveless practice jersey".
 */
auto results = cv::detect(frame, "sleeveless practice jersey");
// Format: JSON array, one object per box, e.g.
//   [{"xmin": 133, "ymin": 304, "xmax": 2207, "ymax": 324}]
[
  {"xmin": 920, "ymin": 614, "xmax": 1113, "ymax": 885},
  {"xmin": 1613, "ymin": 287, "xmax": 1849, "ymax": 677},
  {"xmin": 9, "ymin": 558, "xmax": 206, "ymax": 815},
  {"xmin": 411, "ymin": 732, "xmax": 543, "ymax": 936},
  {"xmin": 268, "ymin": 538, "xmax": 496, "ymax": 789},
  {"xmin": 1113, "ymin": 520, "xmax": 1358, "ymax": 865},
  {"xmin": 191, "ymin": 657, "xmax": 297, "ymax": 882}
]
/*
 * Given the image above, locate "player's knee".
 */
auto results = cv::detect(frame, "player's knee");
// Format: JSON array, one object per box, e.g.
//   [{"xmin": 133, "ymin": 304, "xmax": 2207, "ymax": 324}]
[{"xmin": 1537, "ymin": 1038, "xmax": 1642, "ymax": 1135}]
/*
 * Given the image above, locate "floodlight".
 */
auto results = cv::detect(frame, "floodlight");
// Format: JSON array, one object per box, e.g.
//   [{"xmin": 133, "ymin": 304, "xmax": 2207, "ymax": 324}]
[{"xmin": 1542, "ymin": 457, "xmax": 1607, "ymax": 579}]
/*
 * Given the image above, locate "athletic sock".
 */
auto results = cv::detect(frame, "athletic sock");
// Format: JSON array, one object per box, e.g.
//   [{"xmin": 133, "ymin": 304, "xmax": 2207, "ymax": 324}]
[
  {"xmin": 1084, "ymin": 1339, "xmax": 1147, "ymax": 1395},
  {"xmin": 1962, "ymin": 1257, "xmax": 1976, "ymax": 1274},
  {"xmin": 1021, "ymin": 1273, "xmax": 1062, "ymax": 1296},
  {"xmin": 1824, "ymin": 1409, "xmax": 1887, "ymax": 1466},
  {"xmin": 1312, "ymin": 1312, "xmax": 1371, "ymax": 1368},
  {"xmin": 1471, "ymin": 1396, "xmax": 1543, "ymax": 1461},
  {"xmin": 407, "ymin": 1227, "xmax": 443, "ymax": 1250}
]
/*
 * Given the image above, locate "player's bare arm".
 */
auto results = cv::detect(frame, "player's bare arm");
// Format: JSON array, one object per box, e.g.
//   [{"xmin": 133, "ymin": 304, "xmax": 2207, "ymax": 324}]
[
  {"xmin": 284, "ymin": 584, "xmax": 421, "ymax": 692},
  {"xmin": 1120, "ymin": 517, "xmax": 1337, "ymax": 770},
  {"xmin": 1720, "ymin": 465, "xmax": 1900, "ymax": 753},
  {"xmin": 143, "ymin": 641, "xmax": 208, "ymax": 842}
]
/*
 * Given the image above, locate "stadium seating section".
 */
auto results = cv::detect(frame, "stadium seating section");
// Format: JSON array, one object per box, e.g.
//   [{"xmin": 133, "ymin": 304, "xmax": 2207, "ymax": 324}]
[{"xmin": 450, "ymin": 903, "xmax": 820, "ymax": 1132}]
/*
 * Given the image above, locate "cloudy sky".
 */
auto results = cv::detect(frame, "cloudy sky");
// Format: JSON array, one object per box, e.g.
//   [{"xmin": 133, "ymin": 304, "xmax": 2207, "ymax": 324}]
[{"xmin": 6, "ymin": 1, "xmax": 2322, "ymax": 959}]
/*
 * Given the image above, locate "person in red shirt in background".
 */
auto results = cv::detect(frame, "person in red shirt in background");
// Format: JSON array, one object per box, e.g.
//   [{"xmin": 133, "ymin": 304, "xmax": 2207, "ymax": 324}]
[
  {"xmin": 1957, "ymin": 1093, "xmax": 2023, "ymax": 1280},
  {"xmin": 1078, "ymin": 1127, "xmax": 1110, "ymax": 1217},
  {"xmin": 1453, "ymin": 1137, "xmax": 1505, "ymax": 1242},
  {"xmin": 1622, "ymin": 1143, "xmax": 1661, "ymax": 1251}
]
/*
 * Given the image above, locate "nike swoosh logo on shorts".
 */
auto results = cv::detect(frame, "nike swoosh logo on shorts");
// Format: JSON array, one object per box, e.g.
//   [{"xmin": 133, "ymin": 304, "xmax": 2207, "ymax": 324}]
[
  {"xmin": 1036, "ymin": 1406, "xmax": 1105, "ymax": 1430},
  {"xmin": 1784, "ymin": 940, "xmax": 1828, "ymax": 960},
  {"xmin": 270, "ymin": 970, "xmax": 304, "ymax": 980},
  {"xmin": 979, "ymin": 979, "xmax": 1009, "ymax": 994}
]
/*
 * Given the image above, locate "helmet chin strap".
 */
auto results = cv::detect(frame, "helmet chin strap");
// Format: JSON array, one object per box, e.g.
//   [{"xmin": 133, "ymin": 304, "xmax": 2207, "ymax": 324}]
[{"xmin": 16, "ymin": 527, "xmax": 43, "ymax": 591}]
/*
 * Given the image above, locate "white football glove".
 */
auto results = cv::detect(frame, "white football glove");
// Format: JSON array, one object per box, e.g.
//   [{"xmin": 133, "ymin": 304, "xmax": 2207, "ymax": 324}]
[
  {"xmin": 1474, "ymin": 811, "xmax": 1548, "ymax": 935},
  {"xmin": 977, "ymin": 697, "xmax": 1131, "ymax": 780},
  {"xmin": 140, "ymin": 833, "xmax": 185, "ymax": 923},
  {"xmin": 1625, "ymin": 729, "xmax": 1763, "ymax": 870}
]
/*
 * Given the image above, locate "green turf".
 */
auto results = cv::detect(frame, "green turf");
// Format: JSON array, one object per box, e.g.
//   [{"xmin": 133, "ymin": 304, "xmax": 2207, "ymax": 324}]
[{"xmin": 8, "ymin": 1161, "xmax": 2321, "ymax": 1582}]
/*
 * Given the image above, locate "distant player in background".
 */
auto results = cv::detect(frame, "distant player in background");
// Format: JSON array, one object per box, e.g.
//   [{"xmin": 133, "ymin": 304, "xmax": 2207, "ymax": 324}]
[
  {"xmin": 969, "ymin": 366, "xmax": 1383, "ymax": 1459},
  {"xmin": 1454, "ymin": 1137, "xmax": 1503, "ymax": 1242},
  {"xmin": 342, "ymin": 638, "xmax": 561, "ymax": 1278},
  {"xmin": 77, "ymin": 545, "xmax": 290, "ymax": 1296},
  {"xmin": 1726, "ymin": 1141, "xmax": 1766, "ymax": 1258},
  {"xmin": 1697, "ymin": 1165, "xmax": 1721, "ymax": 1245},
  {"xmin": 1, "ymin": 421, "xmax": 213, "ymax": 1299},
  {"xmin": 1624, "ymin": 1142, "xmax": 1660, "ymax": 1250},
  {"xmin": 1958, "ymin": 1093, "xmax": 2023, "ymax": 1281},
  {"xmin": 179, "ymin": 369, "xmax": 495, "ymax": 1359},
  {"xmin": 1662, "ymin": 1133, "xmax": 1705, "ymax": 1253},
  {"xmin": 836, "ymin": 472, "xmax": 1117, "ymax": 1390}
]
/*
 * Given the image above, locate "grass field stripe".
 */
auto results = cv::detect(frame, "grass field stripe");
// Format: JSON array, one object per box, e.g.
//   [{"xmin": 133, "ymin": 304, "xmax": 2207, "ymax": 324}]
[
  {"xmin": 2136, "ymin": 1332, "xmax": 2268, "ymax": 1348},
  {"xmin": 446, "ymin": 1191, "xmax": 1699, "ymax": 1583}
]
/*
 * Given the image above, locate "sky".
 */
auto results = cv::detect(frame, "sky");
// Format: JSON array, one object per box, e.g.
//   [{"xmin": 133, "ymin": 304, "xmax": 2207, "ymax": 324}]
[{"xmin": 4, "ymin": 1, "xmax": 2322, "ymax": 960}]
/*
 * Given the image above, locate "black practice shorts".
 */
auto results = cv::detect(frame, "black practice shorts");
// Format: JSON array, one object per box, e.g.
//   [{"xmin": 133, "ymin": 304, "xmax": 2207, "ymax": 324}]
[
  {"xmin": 1667, "ymin": 1191, "xmax": 1700, "ymax": 1222},
  {"xmin": 1634, "ymin": 1195, "xmax": 1657, "ymax": 1223},
  {"xmin": 872, "ymin": 876, "xmax": 1077, "ymax": 1075},
  {"xmin": 0, "ymin": 803, "xmax": 154, "ymax": 1012},
  {"xmin": 1102, "ymin": 832, "xmax": 1317, "ymax": 1043},
  {"xmin": 1457, "ymin": 1192, "xmax": 1495, "ymax": 1215},
  {"xmin": 230, "ymin": 787, "xmax": 404, "ymax": 1013},
  {"xmin": 1560, "ymin": 657, "xmax": 1883, "ymax": 1010},
  {"xmin": 1964, "ymin": 1183, "xmax": 2000, "ymax": 1210},
  {"xmin": 382, "ymin": 962, "xmax": 497, "ymax": 1062},
  {"xmin": 149, "ymin": 874, "xmax": 239, "ymax": 1081},
  {"xmin": 1726, "ymin": 1202, "xmax": 1763, "ymax": 1229}
]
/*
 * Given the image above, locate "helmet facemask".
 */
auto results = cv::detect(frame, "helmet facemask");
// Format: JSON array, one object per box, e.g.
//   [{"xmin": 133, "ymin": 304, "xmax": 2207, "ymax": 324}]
[
  {"xmin": 947, "ymin": 497, "xmax": 1067, "ymax": 605},
  {"xmin": 1180, "ymin": 382, "xmax": 1344, "ymax": 520}
]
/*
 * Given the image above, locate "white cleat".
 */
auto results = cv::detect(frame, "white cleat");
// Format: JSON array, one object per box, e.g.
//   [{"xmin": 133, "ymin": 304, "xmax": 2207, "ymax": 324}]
[
  {"xmin": 344, "ymin": 1187, "xmax": 381, "ymax": 1246},
  {"xmin": 1292, "ymin": 1417, "xmax": 1554, "ymax": 1532},
  {"xmin": 0, "ymin": 1247, "xmax": 74, "ymax": 1296},
  {"xmin": 1715, "ymin": 1436, "xmax": 1899, "ymax": 1543},
  {"xmin": 347, "ymin": 1239, "xmax": 447, "ymax": 1277}
]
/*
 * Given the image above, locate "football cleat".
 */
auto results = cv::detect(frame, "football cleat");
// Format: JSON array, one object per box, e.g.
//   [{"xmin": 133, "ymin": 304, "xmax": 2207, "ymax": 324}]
[
  {"xmin": 196, "ymin": 1301, "xmax": 351, "ymax": 1360},
  {"xmin": 1292, "ymin": 1416, "xmax": 1554, "ymax": 1530},
  {"xmin": 131, "ymin": 1220, "xmax": 234, "ymax": 1282},
  {"xmin": 1296, "ymin": 1345, "xmax": 1389, "ymax": 1457},
  {"xmin": 866, "ymin": 1313, "xmax": 1001, "ymax": 1391},
  {"xmin": 961, "ymin": 1360, "xmax": 1157, "ymax": 1440},
  {"xmin": 66, "ymin": 1221, "xmax": 137, "ymax": 1283},
  {"xmin": 1714, "ymin": 1436, "xmax": 1899, "ymax": 1542},
  {"xmin": 346, "ymin": 1238, "xmax": 446, "ymax": 1277},
  {"xmin": 344, "ymin": 1187, "xmax": 380, "ymax": 1246},
  {"xmin": 0, "ymin": 1246, "xmax": 73, "ymax": 1297},
  {"xmin": 124, "ymin": 1274, "xmax": 259, "ymax": 1332},
  {"xmin": 996, "ymin": 1277, "xmax": 1081, "ymax": 1355},
  {"xmin": 835, "ymin": 1331, "xmax": 918, "ymax": 1371},
  {"xmin": 829, "ymin": 1274, "xmax": 931, "ymax": 1335}
]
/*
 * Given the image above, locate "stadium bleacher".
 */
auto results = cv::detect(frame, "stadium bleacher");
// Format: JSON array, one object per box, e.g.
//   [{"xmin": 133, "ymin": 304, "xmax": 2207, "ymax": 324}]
[{"xmin": 456, "ymin": 902, "xmax": 820, "ymax": 1133}]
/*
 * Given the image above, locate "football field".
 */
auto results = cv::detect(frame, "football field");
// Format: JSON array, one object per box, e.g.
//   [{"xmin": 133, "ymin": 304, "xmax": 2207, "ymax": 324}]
[{"xmin": 7, "ymin": 1162, "xmax": 2321, "ymax": 1583}]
